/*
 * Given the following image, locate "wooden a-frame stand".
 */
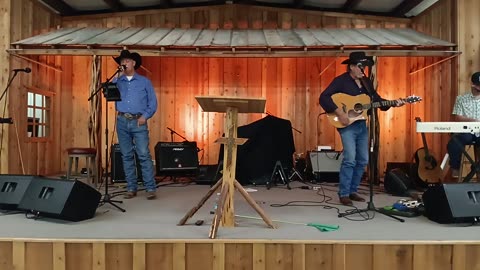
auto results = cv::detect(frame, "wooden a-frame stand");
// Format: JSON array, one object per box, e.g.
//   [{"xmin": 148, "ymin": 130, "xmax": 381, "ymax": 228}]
[{"xmin": 178, "ymin": 96, "xmax": 275, "ymax": 238}]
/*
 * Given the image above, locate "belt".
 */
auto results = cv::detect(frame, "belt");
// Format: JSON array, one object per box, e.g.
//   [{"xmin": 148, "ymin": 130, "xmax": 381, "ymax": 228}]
[{"xmin": 118, "ymin": 112, "xmax": 142, "ymax": 119}]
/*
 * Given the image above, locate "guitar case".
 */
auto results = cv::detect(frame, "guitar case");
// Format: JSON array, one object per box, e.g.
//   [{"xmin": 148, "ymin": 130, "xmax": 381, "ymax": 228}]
[{"xmin": 384, "ymin": 168, "xmax": 415, "ymax": 196}]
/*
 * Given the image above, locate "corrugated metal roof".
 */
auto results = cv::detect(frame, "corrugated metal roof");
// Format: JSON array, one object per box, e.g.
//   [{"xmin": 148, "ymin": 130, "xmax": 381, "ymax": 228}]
[{"xmin": 9, "ymin": 27, "xmax": 457, "ymax": 57}]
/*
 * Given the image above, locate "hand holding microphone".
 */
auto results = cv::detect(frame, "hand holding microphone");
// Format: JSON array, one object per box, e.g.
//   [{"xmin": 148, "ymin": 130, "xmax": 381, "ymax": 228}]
[{"xmin": 118, "ymin": 64, "xmax": 127, "ymax": 71}]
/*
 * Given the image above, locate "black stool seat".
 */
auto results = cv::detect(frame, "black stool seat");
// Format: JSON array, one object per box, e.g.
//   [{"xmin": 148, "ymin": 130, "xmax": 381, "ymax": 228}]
[{"xmin": 67, "ymin": 148, "xmax": 96, "ymax": 155}]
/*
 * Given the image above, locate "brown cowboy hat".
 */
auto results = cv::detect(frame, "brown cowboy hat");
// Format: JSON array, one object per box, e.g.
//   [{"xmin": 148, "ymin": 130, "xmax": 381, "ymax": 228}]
[
  {"xmin": 341, "ymin": 51, "xmax": 374, "ymax": 66},
  {"xmin": 113, "ymin": 50, "xmax": 142, "ymax": 70}
]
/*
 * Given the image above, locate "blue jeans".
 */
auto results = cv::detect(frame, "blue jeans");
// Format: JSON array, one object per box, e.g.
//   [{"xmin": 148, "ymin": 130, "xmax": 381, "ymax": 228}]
[
  {"xmin": 116, "ymin": 115, "xmax": 156, "ymax": 192},
  {"xmin": 337, "ymin": 121, "xmax": 369, "ymax": 197},
  {"xmin": 447, "ymin": 133, "xmax": 478, "ymax": 170}
]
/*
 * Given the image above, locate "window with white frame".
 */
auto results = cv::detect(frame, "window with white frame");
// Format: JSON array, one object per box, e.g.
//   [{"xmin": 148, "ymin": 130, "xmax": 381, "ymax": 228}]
[{"xmin": 27, "ymin": 90, "xmax": 51, "ymax": 138}]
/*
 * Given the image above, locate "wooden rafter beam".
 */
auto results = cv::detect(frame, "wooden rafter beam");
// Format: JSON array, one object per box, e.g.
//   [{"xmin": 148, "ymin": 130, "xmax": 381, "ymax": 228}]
[
  {"xmin": 390, "ymin": 0, "xmax": 424, "ymax": 17},
  {"xmin": 342, "ymin": 0, "xmax": 362, "ymax": 13},
  {"xmin": 103, "ymin": 0, "xmax": 125, "ymax": 12},
  {"xmin": 37, "ymin": 0, "xmax": 75, "ymax": 15}
]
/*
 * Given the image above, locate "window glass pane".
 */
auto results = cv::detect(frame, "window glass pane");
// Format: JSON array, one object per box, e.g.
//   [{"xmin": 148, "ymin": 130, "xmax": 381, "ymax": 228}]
[{"xmin": 26, "ymin": 90, "xmax": 51, "ymax": 139}]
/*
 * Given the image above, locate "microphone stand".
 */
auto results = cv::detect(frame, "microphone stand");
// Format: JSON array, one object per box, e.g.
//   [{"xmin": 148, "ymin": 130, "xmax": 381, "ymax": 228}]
[
  {"xmin": 338, "ymin": 65, "xmax": 404, "ymax": 222},
  {"xmin": 0, "ymin": 71, "xmax": 22, "ymax": 124},
  {"xmin": 88, "ymin": 67, "xmax": 125, "ymax": 212}
]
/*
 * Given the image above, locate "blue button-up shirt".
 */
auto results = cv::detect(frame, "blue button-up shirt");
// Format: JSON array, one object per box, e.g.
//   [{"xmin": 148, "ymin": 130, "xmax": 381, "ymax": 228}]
[
  {"xmin": 319, "ymin": 72, "xmax": 386, "ymax": 113},
  {"xmin": 114, "ymin": 73, "xmax": 157, "ymax": 119}
]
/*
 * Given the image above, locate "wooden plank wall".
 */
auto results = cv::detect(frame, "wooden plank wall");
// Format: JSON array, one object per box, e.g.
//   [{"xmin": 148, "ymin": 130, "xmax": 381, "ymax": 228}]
[
  {"xmin": 455, "ymin": 0, "xmax": 480, "ymax": 92},
  {"xmin": 6, "ymin": 0, "xmax": 61, "ymax": 175},
  {"xmin": 5, "ymin": 2, "xmax": 458, "ymax": 177},
  {"xmin": 0, "ymin": 0, "xmax": 11, "ymax": 173},
  {"xmin": 0, "ymin": 240, "xmax": 480, "ymax": 270}
]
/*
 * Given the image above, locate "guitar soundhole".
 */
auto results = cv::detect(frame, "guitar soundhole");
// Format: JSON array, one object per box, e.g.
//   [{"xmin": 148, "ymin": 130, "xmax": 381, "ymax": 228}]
[{"xmin": 353, "ymin": 103, "xmax": 363, "ymax": 113}]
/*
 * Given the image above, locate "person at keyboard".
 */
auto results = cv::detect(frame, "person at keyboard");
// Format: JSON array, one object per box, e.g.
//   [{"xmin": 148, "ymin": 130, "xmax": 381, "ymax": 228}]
[
  {"xmin": 114, "ymin": 50, "xmax": 158, "ymax": 200},
  {"xmin": 447, "ymin": 71, "xmax": 480, "ymax": 177}
]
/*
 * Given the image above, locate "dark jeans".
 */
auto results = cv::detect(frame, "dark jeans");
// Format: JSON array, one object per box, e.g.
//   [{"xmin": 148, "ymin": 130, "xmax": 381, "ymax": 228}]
[{"xmin": 447, "ymin": 133, "xmax": 478, "ymax": 170}]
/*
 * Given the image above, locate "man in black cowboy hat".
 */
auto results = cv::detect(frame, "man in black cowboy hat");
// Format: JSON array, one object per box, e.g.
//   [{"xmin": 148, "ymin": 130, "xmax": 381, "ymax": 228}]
[
  {"xmin": 319, "ymin": 51, "xmax": 404, "ymax": 206},
  {"xmin": 114, "ymin": 50, "xmax": 158, "ymax": 200}
]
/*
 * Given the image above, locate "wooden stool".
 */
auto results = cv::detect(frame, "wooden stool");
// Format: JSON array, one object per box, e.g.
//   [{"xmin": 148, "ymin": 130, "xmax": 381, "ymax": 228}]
[
  {"xmin": 459, "ymin": 144, "xmax": 479, "ymax": 182},
  {"xmin": 67, "ymin": 148, "xmax": 97, "ymax": 184}
]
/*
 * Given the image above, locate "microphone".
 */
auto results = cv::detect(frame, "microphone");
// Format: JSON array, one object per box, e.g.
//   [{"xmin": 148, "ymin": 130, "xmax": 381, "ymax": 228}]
[
  {"xmin": 12, "ymin": 68, "xmax": 31, "ymax": 73},
  {"xmin": 118, "ymin": 65, "xmax": 127, "ymax": 71},
  {"xmin": 356, "ymin": 63, "xmax": 364, "ymax": 71}
]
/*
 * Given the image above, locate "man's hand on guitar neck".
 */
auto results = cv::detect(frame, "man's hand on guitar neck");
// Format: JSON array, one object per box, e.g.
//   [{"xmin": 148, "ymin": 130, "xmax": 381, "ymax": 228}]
[{"xmin": 334, "ymin": 108, "xmax": 350, "ymax": 126}]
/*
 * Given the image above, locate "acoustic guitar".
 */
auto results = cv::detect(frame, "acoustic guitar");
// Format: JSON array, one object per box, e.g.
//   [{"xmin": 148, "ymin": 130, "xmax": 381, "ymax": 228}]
[
  {"xmin": 413, "ymin": 117, "xmax": 443, "ymax": 186},
  {"xmin": 326, "ymin": 93, "xmax": 422, "ymax": 128}
]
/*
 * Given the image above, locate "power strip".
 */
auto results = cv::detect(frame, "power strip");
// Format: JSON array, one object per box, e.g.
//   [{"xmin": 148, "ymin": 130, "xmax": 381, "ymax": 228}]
[{"xmin": 312, "ymin": 186, "xmax": 321, "ymax": 191}]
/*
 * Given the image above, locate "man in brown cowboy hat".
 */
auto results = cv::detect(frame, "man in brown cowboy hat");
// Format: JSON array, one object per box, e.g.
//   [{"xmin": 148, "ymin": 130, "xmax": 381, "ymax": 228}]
[
  {"xmin": 113, "ymin": 50, "xmax": 158, "ymax": 200},
  {"xmin": 319, "ymin": 51, "xmax": 404, "ymax": 206}
]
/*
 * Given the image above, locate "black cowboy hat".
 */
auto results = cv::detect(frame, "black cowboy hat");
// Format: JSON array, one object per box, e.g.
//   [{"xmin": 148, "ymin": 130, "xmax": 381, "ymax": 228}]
[
  {"xmin": 341, "ymin": 51, "xmax": 374, "ymax": 66},
  {"xmin": 113, "ymin": 50, "xmax": 142, "ymax": 70}
]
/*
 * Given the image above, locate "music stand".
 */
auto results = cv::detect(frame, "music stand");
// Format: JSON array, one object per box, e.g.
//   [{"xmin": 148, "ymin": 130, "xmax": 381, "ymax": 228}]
[
  {"xmin": 88, "ymin": 71, "xmax": 125, "ymax": 213},
  {"xmin": 178, "ymin": 96, "xmax": 275, "ymax": 238}
]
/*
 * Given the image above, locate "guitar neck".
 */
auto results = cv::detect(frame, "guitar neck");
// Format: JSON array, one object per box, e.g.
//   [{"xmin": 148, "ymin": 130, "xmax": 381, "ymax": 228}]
[{"xmin": 363, "ymin": 100, "xmax": 397, "ymax": 110}]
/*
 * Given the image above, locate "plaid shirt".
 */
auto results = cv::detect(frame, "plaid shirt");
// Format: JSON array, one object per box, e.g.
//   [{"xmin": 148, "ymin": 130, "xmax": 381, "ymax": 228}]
[{"xmin": 452, "ymin": 93, "xmax": 480, "ymax": 120}]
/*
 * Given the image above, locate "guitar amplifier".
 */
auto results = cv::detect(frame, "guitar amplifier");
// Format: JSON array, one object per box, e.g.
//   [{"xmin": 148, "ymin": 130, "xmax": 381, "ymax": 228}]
[
  {"xmin": 110, "ymin": 144, "xmax": 143, "ymax": 183},
  {"xmin": 155, "ymin": 141, "xmax": 199, "ymax": 175},
  {"xmin": 307, "ymin": 151, "xmax": 342, "ymax": 182}
]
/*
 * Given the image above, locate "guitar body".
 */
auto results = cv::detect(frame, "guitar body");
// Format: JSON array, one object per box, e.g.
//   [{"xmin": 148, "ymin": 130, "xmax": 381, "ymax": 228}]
[
  {"xmin": 326, "ymin": 93, "xmax": 371, "ymax": 128},
  {"xmin": 413, "ymin": 148, "xmax": 443, "ymax": 186}
]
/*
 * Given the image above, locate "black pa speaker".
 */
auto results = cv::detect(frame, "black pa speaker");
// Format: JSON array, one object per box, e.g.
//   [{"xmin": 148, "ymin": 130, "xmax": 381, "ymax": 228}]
[
  {"xmin": 384, "ymin": 168, "xmax": 414, "ymax": 196},
  {"xmin": 111, "ymin": 144, "xmax": 142, "ymax": 183},
  {"xmin": 155, "ymin": 141, "xmax": 199, "ymax": 175},
  {"xmin": 18, "ymin": 178, "xmax": 101, "ymax": 221},
  {"xmin": 423, "ymin": 183, "xmax": 480, "ymax": 224},
  {"xmin": 0, "ymin": 175, "xmax": 36, "ymax": 210}
]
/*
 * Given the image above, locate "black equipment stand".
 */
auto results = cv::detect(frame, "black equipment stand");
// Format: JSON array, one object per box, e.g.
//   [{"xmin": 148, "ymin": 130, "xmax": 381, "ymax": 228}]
[
  {"xmin": 267, "ymin": 160, "xmax": 291, "ymax": 190},
  {"xmin": 0, "ymin": 70, "xmax": 24, "ymax": 125},
  {"xmin": 337, "ymin": 71, "xmax": 404, "ymax": 222},
  {"xmin": 88, "ymin": 67, "xmax": 125, "ymax": 212}
]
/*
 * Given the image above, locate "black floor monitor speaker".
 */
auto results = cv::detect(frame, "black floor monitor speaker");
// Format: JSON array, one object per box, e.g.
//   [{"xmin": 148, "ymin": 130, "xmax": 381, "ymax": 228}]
[
  {"xmin": 155, "ymin": 141, "xmax": 199, "ymax": 175},
  {"xmin": 0, "ymin": 175, "xmax": 36, "ymax": 210},
  {"xmin": 423, "ymin": 183, "xmax": 480, "ymax": 224},
  {"xmin": 18, "ymin": 178, "xmax": 101, "ymax": 221},
  {"xmin": 384, "ymin": 168, "xmax": 414, "ymax": 196},
  {"xmin": 195, "ymin": 164, "xmax": 222, "ymax": 185},
  {"xmin": 111, "ymin": 144, "xmax": 142, "ymax": 183}
]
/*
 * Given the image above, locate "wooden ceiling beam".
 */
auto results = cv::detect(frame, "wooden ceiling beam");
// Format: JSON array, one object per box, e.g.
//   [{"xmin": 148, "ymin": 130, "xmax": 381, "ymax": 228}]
[
  {"xmin": 37, "ymin": 0, "xmax": 76, "ymax": 15},
  {"xmin": 342, "ymin": 0, "xmax": 362, "ymax": 13},
  {"xmin": 390, "ymin": 0, "xmax": 424, "ymax": 17},
  {"xmin": 103, "ymin": 0, "xmax": 125, "ymax": 12}
]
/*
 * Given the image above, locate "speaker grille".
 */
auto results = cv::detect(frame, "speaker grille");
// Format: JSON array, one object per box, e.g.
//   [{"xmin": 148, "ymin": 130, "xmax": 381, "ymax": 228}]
[{"xmin": 155, "ymin": 142, "xmax": 199, "ymax": 175}]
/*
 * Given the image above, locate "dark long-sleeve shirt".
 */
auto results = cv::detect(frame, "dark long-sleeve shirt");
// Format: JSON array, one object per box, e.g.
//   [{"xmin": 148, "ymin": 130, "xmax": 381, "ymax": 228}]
[{"xmin": 319, "ymin": 72, "xmax": 388, "ymax": 113}]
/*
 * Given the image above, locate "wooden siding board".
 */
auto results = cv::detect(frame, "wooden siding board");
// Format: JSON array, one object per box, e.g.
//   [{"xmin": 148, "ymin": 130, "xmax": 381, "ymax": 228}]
[
  {"xmin": 323, "ymin": 28, "xmax": 363, "ymax": 45},
  {"xmin": 99, "ymin": 27, "xmax": 143, "ymax": 45},
  {"xmin": 82, "ymin": 27, "xmax": 131, "ymax": 45},
  {"xmin": 277, "ymin": 29, "xmax": 304, "ymax": 47},
  {"xmin": 294, "ymin": 29, "xmax": 323, "ymax": 46},
  {"xmin": 354, "ymin": 28, "xmax": 400, "ymax": 45},
  {"xmin": 118, "ymin": 28, "xmax": 158, "ymax": 45},
  {"xmin": 307, "ymin": 29, "xmax": 341, "ymax": 46},
  {"xmin": 340, "ymin": 29, "xmax": 379, "ymax": 45},
  {"xmin": 231, "ymin": 29, "xmax": 248, "ymax": 47},
  {"xmin": 247, "ymin": 30, "xmax": 267, "ymax": 46},
  {"xmin": 136, "ymin": 28, "xmax": 172, "ymax": 45},
  {"xmin": 211, "ymin": 29, "xmax": 231, "ymax": 46},
  {"xmin": 194, "ymin": 29, "xmax": 216, "ymax": 46},
  {"xmin": 393, "ymin": 28, "xmax": 455, "ymax": 46},
  {"xmin": 45, "ymin": 28, "xmax": 110, "ymax": 45},
  {"xmin": 12, "ymin": 27, "xmax": 82, "ymax": 45},
  {"xmin": 157, "ymin": 28, "xmax": 187, "ymax": 46},
  {"xmin": 263, "ymin": 29, "xmax": 284, "ymax": 46},
  {"xmin": 175, "ymin": 28, "xmax": 202, "ymax": 46}
]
